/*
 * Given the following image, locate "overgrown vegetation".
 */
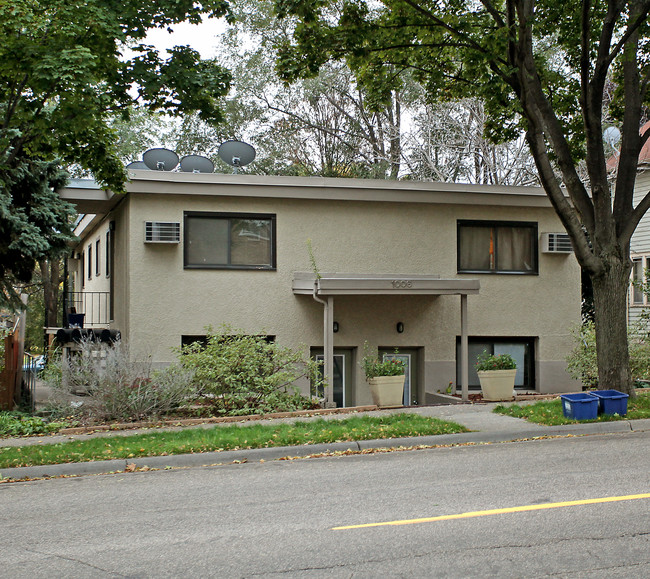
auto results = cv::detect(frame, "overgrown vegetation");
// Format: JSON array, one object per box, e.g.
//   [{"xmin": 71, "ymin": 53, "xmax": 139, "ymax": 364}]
[
  {"xmin": 566, "ymin": 322, "xmax": 650, "ymax": 389},
  {"xmin": 42, "ymin": 326, "xmax": 322, "ymax": 423},
  {"xmin": 494, "ymin": 391, "xmax": 650, "ymax": 426},
  {"xmin": 0, "ymin": 412, "xmax": 70, "ymax": 438},
  {"xmin": 0, "ymin": 413, "xmax": 468, "ymax": 468},
  {"xmin": 44, "ymin": 340, "xmax": 197, "ymax": 423},
  {"xmin": 178, "ymin": 325, "xmax": 322, "ymax": 415}
]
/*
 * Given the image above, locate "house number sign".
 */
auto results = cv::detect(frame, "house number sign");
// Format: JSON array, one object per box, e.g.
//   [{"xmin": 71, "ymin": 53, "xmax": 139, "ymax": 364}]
[{"xmin": 391, "ymin": 280, "xmax": 413, "ymax": 289}]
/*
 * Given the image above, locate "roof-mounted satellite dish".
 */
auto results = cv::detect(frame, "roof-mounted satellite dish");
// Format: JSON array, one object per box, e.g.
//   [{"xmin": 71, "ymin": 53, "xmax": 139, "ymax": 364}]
[
  {"xmin": 126, "ymin": 161, "xmax": 149, "ymax": 170},
  {"xmin": 218, "ymin": 140, "xmax": 256, "ymax": 173},
  {"xmin": 603, "ymin": 126, "xmax": 621, "ymax": 148},
  {"xmin": 180, "ymin": 154, "xmax": 215, "ymax": 174},
  {"xmin": 143, "ymin": 148, "xmax": 179, "ymax": 171}
]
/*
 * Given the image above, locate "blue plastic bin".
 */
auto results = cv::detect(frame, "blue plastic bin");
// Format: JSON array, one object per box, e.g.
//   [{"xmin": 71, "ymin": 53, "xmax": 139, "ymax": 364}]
[
  {"xmin": 561, "ymin": 393, "xmax": 599, "ymax": 420},
  {"xmin": 589, "ymin": 390, "xmax": 629, "ymax": 416}
]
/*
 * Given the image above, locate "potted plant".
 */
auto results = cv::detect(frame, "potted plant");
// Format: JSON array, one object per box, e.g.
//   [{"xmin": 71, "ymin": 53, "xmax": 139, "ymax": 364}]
[
  {"xmin": 361, "ymin": 343, "xmax": 405, "ymax": 407},
  {"xmin": 476, "ymin": 351, "xmax": 517, "ymax": 401}
]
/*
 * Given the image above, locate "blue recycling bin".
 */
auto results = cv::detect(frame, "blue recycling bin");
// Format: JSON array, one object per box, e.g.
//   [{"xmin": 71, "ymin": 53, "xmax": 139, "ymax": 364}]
[
  {"xmin": 561, "ymin": 393, "xmax": 599, "ymax": 420},
  {"xmin": 589, "ymin": 390, "xmax": 629, "ymax": 416}
]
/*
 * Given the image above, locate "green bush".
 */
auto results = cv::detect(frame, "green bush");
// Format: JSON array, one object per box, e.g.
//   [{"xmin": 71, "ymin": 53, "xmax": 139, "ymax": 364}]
[
  {"xmin": 476, "ymin": 351, "xmax": 517, "ymax": 371},
  {"xmin": 566, "ymin": 321, "xmax": 650, "ymax": 388},
  {"xmin": 0, "ymin": 411, "xmax": 67, "ymax": 437},
  {"xmin": 178, "ymin": 325, "xmax": 322, "ymax": 415}
]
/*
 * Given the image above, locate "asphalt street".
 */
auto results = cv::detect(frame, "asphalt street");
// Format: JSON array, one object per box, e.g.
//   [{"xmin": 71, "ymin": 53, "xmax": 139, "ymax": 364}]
[{"xmin": 1, "ymin": 429, "xmax": 649, "ymax": 577}]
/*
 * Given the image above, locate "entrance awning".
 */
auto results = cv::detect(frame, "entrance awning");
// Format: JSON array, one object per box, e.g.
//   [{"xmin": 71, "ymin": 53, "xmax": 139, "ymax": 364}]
[
  {"xmin": 292, "ymin": 272, "xmax": 479, "ymax": 296},
  {"xmin": 292, "ymin": 273, "xmax": 480, "ymax": 403}
]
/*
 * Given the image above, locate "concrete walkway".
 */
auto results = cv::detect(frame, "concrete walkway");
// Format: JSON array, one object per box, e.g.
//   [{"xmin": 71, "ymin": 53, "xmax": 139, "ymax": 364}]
[{"xmin": 2, "ymin": 402, "xmax": 649, "ymax": 481}]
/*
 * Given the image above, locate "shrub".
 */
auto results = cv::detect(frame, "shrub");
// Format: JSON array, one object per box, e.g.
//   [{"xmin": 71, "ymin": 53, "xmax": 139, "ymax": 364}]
[
  {"xmin": 476, "ymin": 351, "xmax": 517, "ymax": 371},
  {"xmin": 566, "ymin": 321, "xmax": 650, "ymax": 388},
  {"xmin": 361, "ymin": 343, "xmax": 405, "ymax": 379},
  {"xmin": 178, "ymin": 325, "xmax": 322, "ymax": 415},
  {"xmin": 0, "ymin": 411, "xmax": 68, "ymax": 437},
  {"xmin": 44, "ymin": 339, "xmax": 197, "ymax": 422}
]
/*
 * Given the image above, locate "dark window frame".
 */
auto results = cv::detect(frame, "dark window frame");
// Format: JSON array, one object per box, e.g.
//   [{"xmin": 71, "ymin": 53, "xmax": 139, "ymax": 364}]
[
  {"xmin": 183, "ymin": 211, "xmax": 277, "ymax": 270},
  {"xmin": 105, "ymin": 230, "xmax": 111, "ymax": 278},
  {"xmin": 456, "ymin": 336, "xmax": 536, "ymax": 390},
  {"xmin": 87, "ymin": 244, "xmax": 92, "ymax": 279},
  {"xmin": 457, "ymin": 220, "xmax": 539, "ymax": 275},
  {"xmin": 95, "ymin": 239, "xmax": 101, "ymax": 277}
]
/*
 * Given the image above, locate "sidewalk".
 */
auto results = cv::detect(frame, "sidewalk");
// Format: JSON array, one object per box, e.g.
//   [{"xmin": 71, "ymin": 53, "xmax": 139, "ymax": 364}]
[{"xmin": 2, "ymin": 403, "xmax": 649, "ymax": 481}]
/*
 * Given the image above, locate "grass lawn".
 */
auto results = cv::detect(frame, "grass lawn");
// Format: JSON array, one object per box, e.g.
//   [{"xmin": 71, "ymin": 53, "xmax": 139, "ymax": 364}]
[
  {"xmin": 0, "ymin": 413, "xmax": 467, "ymax": 469},
  {"xmin": 494, "ymin": 390, "xmax": 650, "ymax": 425}
]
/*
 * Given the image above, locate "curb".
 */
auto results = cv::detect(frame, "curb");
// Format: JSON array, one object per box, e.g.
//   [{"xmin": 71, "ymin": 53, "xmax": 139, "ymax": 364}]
[{"xmin": 2, "ymin": 419, "xmax": 648, "ymax": 482}]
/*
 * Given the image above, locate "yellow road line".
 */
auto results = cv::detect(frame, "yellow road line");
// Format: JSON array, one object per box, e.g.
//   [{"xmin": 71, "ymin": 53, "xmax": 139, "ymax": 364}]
[{"xmin": 332, "ymin": 493, "xmax": 650, "ymax": 530}]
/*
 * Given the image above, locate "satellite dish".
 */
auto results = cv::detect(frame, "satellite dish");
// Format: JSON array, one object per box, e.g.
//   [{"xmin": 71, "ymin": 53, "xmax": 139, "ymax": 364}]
[
  {"xmin": 180, "ymin": 154, "xmax": 215, "ymax": 174},
  {"xmin": 603, "ymin": 126, "xmax": 621, "ymax": 148},
  {"xmin": 126, "ymin": 161, "xmax": 149, "ymax": 170},
  {"xmin": 218, "ymin": 140, "xmax": 256, "ymax": 173},
  {"xmin": 143, "ymin": 148, "xmax": 179, "ymax": 171}
]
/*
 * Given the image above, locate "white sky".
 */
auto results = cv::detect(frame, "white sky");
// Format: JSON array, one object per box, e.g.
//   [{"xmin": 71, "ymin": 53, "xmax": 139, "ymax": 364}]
[{"xmin": 143, "ymin": 18, "xmax": 226, "ymax": 59}]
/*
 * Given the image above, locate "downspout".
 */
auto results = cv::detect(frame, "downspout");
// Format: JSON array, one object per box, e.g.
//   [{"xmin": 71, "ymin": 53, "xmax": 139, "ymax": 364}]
[{"xmin": 312, "ymin": 283, "xmax": 335, "ymax": 407}]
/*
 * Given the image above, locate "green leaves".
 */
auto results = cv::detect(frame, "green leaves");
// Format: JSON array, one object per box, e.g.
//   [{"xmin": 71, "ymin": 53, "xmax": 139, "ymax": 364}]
[
  {"xmin": 0, "ymin": 0, "xmax": 234, "ymax": 305},
  {"xmin": 178, "ymin": 324, "xmax": 322, "ymax": 415}
]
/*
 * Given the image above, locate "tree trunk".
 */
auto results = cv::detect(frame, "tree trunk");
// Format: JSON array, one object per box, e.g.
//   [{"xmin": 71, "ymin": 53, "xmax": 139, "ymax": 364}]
[
  {"xmin": 40, "ymin": 259, "xmax": 60, "ymax": 328},
  {"xmin": 590, "ymin": 256, "xmax": 634, "ymax": 396}
]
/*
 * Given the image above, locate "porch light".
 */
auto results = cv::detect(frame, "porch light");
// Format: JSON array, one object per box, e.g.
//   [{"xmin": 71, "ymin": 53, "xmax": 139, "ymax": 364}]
[{"xmin": 396, "ymin": 322, "xmax": 404, "ymax": 333}]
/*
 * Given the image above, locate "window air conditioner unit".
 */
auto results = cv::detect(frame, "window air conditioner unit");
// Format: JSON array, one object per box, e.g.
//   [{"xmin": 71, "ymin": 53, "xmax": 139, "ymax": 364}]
[
  {"xmin": 541, "ymin": 232, "xmax": 573, "ymax": 253},
  {"xmin": 145, "ymin": 221, "xmax": 180, "ymax": 243}
]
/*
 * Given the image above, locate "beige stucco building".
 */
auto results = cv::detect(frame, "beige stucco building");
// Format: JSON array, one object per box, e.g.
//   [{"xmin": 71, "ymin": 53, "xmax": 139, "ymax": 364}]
[{"xmin": 59, "ymin": 171, "xmax": 582, "ymax": 406}]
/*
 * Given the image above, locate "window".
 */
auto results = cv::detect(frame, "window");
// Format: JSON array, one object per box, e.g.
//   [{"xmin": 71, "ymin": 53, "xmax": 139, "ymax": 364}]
[
  {"xmin": 184, "ymin": 212, "xmax": 276, "ymax": 269},
  {"xmin": 458, "ymin": 220, "xmax": 538, "ymax": 274},
  {"xmin": 95, "ymin": 239, "xmax": 100, "ymax": 277},
  {"xmin": 631, "ymin": 256, "xmax": 648, "ymax": 305},
  {"xmin": 87, "ymin": 245, "xmax": 92, "ymax": 279},
  {"xmin": 456, "ymin": 337, "xmax": 535, "ymax": 390},
  {"xmin": 81, "ymin": 251, "xmax": 85, "ymax": 288},
  {"xmin": 105, "ymin": 230, "xmax": 111, "ymax": 277}
]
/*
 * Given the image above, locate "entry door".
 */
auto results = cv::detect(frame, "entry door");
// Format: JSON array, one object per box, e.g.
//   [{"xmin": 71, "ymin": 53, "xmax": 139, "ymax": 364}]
[
  {"xmin": 314, "ymin": 349, "xmax": 354, "ymax": 407},
  {"xmin": 379, "ymin": 349, "xmax": 419, "ymax": 406}
]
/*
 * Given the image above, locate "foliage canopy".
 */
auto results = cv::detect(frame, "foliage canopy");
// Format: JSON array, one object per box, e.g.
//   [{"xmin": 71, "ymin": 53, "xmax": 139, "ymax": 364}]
[
  {"xmin": 275, "ymin": 0, "xmax": 650, "ymax": 395},
  {"xmin": 0, "ymin": 1, "xmax": 232, "ymax": 307}
]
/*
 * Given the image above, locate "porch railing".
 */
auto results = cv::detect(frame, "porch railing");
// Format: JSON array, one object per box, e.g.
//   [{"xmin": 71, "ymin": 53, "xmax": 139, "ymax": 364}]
[{"xmin": 64, "ymin": 291, "xmax": 111, "ymax": 328}]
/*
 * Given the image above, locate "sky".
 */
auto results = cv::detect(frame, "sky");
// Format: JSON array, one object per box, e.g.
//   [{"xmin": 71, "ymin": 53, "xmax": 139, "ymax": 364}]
[{"xmin": 143, "ymin": 18, "xmax": 225, "ymax": 59}]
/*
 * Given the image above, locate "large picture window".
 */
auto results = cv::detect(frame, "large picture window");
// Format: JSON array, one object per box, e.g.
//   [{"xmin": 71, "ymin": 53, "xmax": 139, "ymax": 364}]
[
  {"xmin": 458, "ymin": 220, "xmax": 538, "ymax": 274},
  {"xmin": 184, "ymin": 212, "xmax": 276, "ymax": 269},
  {"xmin": 456, "ymin": 337, "xmax": 535, "ymax": 390}
]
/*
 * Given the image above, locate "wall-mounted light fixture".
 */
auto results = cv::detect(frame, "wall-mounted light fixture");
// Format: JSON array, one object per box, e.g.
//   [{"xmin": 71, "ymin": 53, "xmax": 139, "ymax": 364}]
[
  {"xmin": 333, "ymin": 321, "xmax": 340, "ymax": 333},
  {"xmin": 396, "ymin": 322, "xmax": 404, "ymax": 333}
]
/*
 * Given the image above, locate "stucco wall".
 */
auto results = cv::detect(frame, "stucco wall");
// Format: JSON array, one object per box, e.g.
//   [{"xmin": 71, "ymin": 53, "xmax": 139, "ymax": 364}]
[{"xmin": 90, "ymin": 186, "xmax": 582, "ymax": 397}]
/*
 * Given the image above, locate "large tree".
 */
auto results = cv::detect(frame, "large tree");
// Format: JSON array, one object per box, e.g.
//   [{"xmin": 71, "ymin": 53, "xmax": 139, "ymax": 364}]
[
  {"xmin": 275, "ymin": 0, "xmax": 650, "ymax": 396},
  {"xmin": 0, "ymin": 0, "xmax": 232, "ymax": 308}
]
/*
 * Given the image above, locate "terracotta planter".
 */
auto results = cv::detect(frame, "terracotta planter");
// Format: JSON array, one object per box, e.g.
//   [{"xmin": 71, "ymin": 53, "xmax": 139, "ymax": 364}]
[
  {"xmin": 477, "ymin": 369, "xmax": 516, "ymax": 401},
  {"xmin": 367, "ymin": 375, "xmax": 405, "ymax": 407}
]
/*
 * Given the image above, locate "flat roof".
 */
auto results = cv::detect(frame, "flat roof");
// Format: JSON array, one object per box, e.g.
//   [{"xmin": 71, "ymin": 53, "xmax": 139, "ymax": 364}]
[
  {"xmin": 292, "ymin": 273, "xmax": 480, "ymax": 296},
  {"xmin": 58, "ymin": 172, "xmax": 553, "ymax": 214}
]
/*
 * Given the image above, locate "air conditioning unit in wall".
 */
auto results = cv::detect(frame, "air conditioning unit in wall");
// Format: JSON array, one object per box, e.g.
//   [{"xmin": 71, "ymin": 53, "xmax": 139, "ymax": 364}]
[
  {"xmin": 541, "ymin": 232, "xmax": 573, "ymax": 253},
  {"xmin": 144, "ymin": 221, "xmax": 180, "ymax": 243}
]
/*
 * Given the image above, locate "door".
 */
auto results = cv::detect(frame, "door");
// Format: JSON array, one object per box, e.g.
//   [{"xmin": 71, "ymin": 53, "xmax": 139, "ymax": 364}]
[
  {"xmin": 379, "ymin": 348, "xmax": 420, "ymax": 406},
  {"xmin": 313, "ymin": 349, "xmax": 354, "ymax": 407}
]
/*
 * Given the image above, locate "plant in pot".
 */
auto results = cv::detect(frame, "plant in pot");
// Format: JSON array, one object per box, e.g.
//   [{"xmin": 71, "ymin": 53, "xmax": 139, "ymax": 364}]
[
  {"xmin": 475, "ymin": 351, "xmax": 517, "ymax": 401},
  {"xmin": 361, "ymin": 343, "xmax": 406, "ymax": 407}
]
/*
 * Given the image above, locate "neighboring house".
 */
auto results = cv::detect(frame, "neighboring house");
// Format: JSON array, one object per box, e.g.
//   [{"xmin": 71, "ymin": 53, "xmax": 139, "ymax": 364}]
[
  {"xmin": 57, "ymin": 171, "xmax": 582, "ymax": 406},
  {"xmin": 629, "ymin": 123, "xmax": 650, "ymax": 327}
]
